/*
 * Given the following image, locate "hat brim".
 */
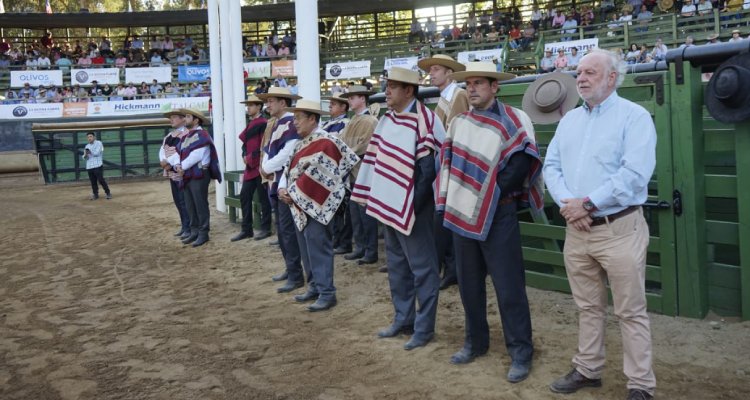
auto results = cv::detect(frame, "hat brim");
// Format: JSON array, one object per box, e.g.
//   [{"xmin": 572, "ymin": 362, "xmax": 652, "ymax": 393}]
[
  {"xmin": 239, "ymin": 100, "xmax": 264, "ymax": 105},
  {"xmin": 705, "ymin": 53, "xmax": 750, "ymax": 123},
  {"xmin": 417, "ymin": 58, "xmax": 466, "ymax": 73},
  {"xmin": 521, "ymin": 73, "xmax": 580, "ymax": 125},
  {"xmin": 447, "ymin": 70, "xmax": 516, "ymax": 82},
  {"xmin": 340, "ymin": 90, "xmax": 375, "ymax": 98},
  {"xmin": 284, "ymin": 107, "xmax": 330, "ymax": 116},
  {"xmin": 256, "ymin": 92, "xmax": 302, "ymax": 101},
  {"xmin": 323, "ymin": 96, "xmax": 349, "ymax": 104},
  {"xmin": 163, "ymin": 110, "xmax": 184, "ymax": 118},
  {"xmin": 385, "ymin": 76, "xmax": 428, "ymax": 86}
]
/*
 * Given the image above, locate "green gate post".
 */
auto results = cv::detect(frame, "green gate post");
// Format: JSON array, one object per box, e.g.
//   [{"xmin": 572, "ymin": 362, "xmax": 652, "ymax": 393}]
[
  {"xmin": 669, "ymin": 60, "xmax": 709, "ymax": 318},
  {"xmin": 736, "ymin": 122, "xmax": 750, "ymax": 320}
]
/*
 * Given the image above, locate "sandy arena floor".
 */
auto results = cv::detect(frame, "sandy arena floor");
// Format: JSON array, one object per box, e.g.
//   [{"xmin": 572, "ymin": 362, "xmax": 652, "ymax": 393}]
[{"xmin": 0, "ymin": 174, "xmax": 749, "ymax": 400}]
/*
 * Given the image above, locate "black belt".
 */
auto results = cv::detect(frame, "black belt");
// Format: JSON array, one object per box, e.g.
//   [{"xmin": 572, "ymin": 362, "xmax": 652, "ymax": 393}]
[{"xmin": 590, "ymin": 206, "xmax": 639, "ymax": 227}]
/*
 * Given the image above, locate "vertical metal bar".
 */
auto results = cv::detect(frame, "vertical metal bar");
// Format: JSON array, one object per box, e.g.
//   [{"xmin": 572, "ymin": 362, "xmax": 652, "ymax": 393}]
[
  {"xmin": 120, "ymin": 128, "xmax": 126, "ymax": 178},
  {"xmin": 735, "ymin": 122, "xmax": 750, "ymax": 320},
  {"xmin": 669, "ymin": 59, "xmax": 708, "ymax": 318}
]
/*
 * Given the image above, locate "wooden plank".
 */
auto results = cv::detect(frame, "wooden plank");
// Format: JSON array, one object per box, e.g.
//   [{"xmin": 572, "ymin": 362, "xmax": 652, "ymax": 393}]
[
  {"xmin": 704, "ymin": 174, "xmax": 737, "ymax": 198},
  {"xmin": 707, "ymin": 262, "xmax": 741, "ymax": 290},
  {"xmin": 708, "ymin": 287, "xmax": 741, "ymax": 315},
  {"xmin": 705, "ymin": 220, "xmax": 739, "ymax": 246}
]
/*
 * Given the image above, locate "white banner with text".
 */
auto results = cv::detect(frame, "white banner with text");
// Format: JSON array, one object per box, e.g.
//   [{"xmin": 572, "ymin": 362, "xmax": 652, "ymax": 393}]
[
  {"xmin": 325, "ymin": 60, "xmax": 371, "ymax": 80},
  {"xmin": 70, "ymin": 68, "xmax": 121, "ymax": 86},
  {"xmin": 385, "ymin": 57, "xmax": 419, "ymax": 72},
  {"xmin": 456, "ymin": 48, "xmax": 504, "ymax": 64},
  {"xmin": 124, "ymin": 66, "xmax": 173, "ymax": 84},
  {"xmin": 544, "ymin": 38, "xmax": 599, "ymax": 54},
  {"xmin": 10, "ymin": 70, "xmax": 64, "ymax": 88}
]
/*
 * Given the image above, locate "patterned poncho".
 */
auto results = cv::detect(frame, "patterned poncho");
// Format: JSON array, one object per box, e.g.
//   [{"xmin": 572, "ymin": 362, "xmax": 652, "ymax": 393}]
[
  {"xmin": 436, "ymin": 101, "xmax": 544, "ymax": 241},
  {"xmin": 351, "ymin": 101, "xmax": 445, "ymax": 235},
  {"xmin": 177, "ymin": 127, "xmax": 222, "ymax": 189},
  {"xmin": 285, "ymin": 129, "xmax": 360, "ymax": 231}
]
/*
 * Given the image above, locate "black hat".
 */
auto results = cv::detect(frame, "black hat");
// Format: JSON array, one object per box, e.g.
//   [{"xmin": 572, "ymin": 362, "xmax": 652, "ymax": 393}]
[{"xmin": 705, "ymin": 53, "xmax": 750, "ymax": 124}]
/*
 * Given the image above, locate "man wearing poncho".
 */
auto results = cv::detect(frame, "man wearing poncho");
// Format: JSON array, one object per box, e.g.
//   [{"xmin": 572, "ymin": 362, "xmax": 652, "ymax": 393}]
[
  {"xmin": 351, "ymin": 67, "xmax": 445, "ymax": 351},
  {"xmin": 435, "ymin": 62, "xmax": 544, "ymax": 383},
  {"xmin": 277, "ymin": 99, "xmax": 359, "ymax": 312}
]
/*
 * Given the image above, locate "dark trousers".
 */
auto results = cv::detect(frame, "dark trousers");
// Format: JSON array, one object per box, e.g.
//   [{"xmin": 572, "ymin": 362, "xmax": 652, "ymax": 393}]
[
  {"xmin": 434, "ymin": 212, "xmax": 456, "ymax": 281},
  {"xmin": 277, "ymin": 201, "xmax": 303, "ymax": 284},
  {"xmin": 183, "ymin": 174, "xmax": 211, "ymax": 237},
  {"xmin": 453, "ymin": 202, "xmax": 533, "ymax": 363},
  {"xmin": 350, "ymin": 201, "xmax": 378, "ymax": 260},
  {"xmin": 296, "ymin": 218, "xmax": 336, "ymax": 301},
  {"xmin": 332, "ymin": 201, "xmax": 353, "ymax": 250},
  {"xmin": 384, "ymin": 203, "xmax": 440, "ymax": 338},
  {"xmin": 87, "ymin": 166, "xmax": 110, "ymax": 196},
  {"xmin": 170, "ymin": 180, "xmax": 190, "ymax": 232},
  {"xmin": 240, "ymin": 176, "xmax": 272, "ymax": 233}
]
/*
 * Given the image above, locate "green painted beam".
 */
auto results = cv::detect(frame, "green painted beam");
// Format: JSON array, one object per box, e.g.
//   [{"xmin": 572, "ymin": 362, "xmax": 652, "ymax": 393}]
[
  {"xmin": 705, "ymin": 220, "xmax": 739, "ymax": 246},
  {"xmin": 735, "ymin": 121, "xmax": 750, "ymax": 320},
  {"xmin": 704, "ymin": 174, "xmax": 737, "ymax": 198}
]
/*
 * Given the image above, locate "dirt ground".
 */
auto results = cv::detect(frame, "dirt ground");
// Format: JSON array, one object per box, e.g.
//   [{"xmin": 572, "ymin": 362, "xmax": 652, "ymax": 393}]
[{"xmin": 1, "ymin": 174, "xmax": 749, "ymax": 400}]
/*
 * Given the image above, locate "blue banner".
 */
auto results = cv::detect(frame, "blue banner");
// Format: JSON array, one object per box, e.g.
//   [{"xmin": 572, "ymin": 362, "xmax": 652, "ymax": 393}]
[{"xmin": 178, "ymin": 65, "xmax": 210, "ymax": 82}]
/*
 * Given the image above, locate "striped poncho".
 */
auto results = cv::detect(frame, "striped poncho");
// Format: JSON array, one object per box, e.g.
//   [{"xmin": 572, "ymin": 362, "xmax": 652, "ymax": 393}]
[
  {"xmin": 285, "ymin": 129, "xmax": 360, "ymax": 231},
  {"xmin": 351, "ymin": 101, "xmax": 445, "ymax": 235},
  {"xmin": 436, "ymin": 101, "xmax": 544, "ymax": 241}
]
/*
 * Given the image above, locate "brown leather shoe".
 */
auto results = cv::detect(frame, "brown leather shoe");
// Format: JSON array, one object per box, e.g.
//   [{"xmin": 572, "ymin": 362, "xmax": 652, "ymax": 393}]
[
  {"xmin": 549, "ymin": 368, "xmax": 602, "ymax": 394},
  {"xmin": 626, "ymin": 389, "xmax": 653, "ymax": 400}
]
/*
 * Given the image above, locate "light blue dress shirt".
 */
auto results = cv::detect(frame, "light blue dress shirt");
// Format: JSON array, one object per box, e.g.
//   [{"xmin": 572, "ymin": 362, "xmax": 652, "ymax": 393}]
[
  {"xmin": 543, "ymin": 91, "xmax": 656, "ymax": 217},
  {"xmin": 83, "ymin": 140, "xmax": 104, "ymax": 170}
]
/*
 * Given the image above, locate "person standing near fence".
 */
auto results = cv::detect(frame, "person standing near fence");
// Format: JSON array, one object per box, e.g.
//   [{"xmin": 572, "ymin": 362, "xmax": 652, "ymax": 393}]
[
  {"xmin": 542, "ymin": 49, "xmax": 656, "ymax": 400},
  {"xmin": 231, "ymin": 95, "xmax": 273, "ymax": 243},
  {"xmin": 159, "ymin": 110, "xmax": 191, "ymax": 238},
  {"xmin": 168, "ymin": 108, "xmax": 222, "ymax": 248},
  {"xmin": 418, "ymin": 54, "xmax": 469, "ymax": 291},
  {"xmin": 82, "ymin": 132, "xmax": 111, "ymax": 200}
]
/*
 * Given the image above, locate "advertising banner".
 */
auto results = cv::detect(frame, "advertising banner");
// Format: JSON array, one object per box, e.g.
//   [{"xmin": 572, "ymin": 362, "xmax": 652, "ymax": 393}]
[
  {"xmin": 271, "ymin": 60, "xmax": 296, "ymax": 77},
  {"xmin": 385, "ymin": 57, "xmax": 419, "ymax": 72},
  {"xmin": 243, "ymin": 61, "xmax": 271, "ymax": 79},
  {"xmin": 544, "ymin": 38, "xmax": 599, "ymax": 54},
  {"xmin": 62, "ymin": 102, "xmax": 88, "ymax": 118},
  {"xmin": 10, "ymin": 70, "xmax": 64, "ymax": 88},
  {"xmin": 86, "ymin": 97, "xmax": 210, "ymax": 118},
  {"xmin": 0, "ymin": 103, "xmax": 63, "ymax": 119},
  {"xmin": 124, "ymin": 66, "xmax": 173, "ymax": 84},
  {"xmin": 69, "ymin": 68, "xmax": 120, "ymax": 86},
  {"xmin": 456, "ymin": 48, "xmax": 504, "ymax": 64},
  {"xmin": 325, "ymin": 60, "xmax": 371, "ymax": 80},
  {"xmin": 178, "ymin": 65, "xmax": 211, "ymax": 82}
]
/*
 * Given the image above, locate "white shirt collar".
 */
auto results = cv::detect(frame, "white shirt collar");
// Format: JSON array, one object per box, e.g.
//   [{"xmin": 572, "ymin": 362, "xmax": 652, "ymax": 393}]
[{"xmin": 440, "ymin": 81, "xmax": 458, "ymax": 101}]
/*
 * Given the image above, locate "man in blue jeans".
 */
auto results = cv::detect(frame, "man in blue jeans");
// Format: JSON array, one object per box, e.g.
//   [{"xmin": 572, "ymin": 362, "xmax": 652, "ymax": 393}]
[{"xmin": 83, "ymin": 132, "xmax": 111, "ymax": 200}]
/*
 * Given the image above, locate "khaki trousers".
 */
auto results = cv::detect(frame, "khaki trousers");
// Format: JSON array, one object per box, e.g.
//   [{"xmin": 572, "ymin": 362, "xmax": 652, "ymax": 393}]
[{"xmin": 563, "ymin": 208, "xmax": 656, "ymax": 394}]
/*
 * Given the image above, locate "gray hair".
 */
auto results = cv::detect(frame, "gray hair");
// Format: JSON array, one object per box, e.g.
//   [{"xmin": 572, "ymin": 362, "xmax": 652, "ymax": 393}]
[{"xmin": 582, "ymin": 48, "xmax": 627, "ymax": 88}]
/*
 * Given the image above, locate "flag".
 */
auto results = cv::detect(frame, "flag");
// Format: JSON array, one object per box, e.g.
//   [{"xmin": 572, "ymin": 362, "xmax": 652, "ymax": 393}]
[
  {"xmin": 45, "ymin": 0, "xmax": 52, "ymax": 14},
  {"xmin": 127, "ymin": 0, "xmax": 133, "ymax": 12}
]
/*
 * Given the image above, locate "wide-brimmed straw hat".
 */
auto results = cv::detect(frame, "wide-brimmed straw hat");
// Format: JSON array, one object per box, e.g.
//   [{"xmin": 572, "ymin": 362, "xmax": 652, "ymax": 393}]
[
  {"xmin": 705, "ymin": 53, "xmax": 750, "ymax": 124},
  {"xmin": 284, "ymin": 98, "xmax": 330, "ymax": 116},
  {"xmin": 256, "ymin": 86, "xmax": 302, "ymax": 101},
  {"xmin": 386, "ymin": 67, "xmax": 423, "ymax": 86},
  {"xmin": 163, "ymin": 109, "xmax": 185, "ymax": 118},
  {"xmin": 240, "ymin": 94, "xmax": 264, "ymax": 105},
  {"xmin": 448, "ymin": 62, "xmax": 516, "ymax": 82},
  {"xmin": 180, "ymin": 108, "xmax": 209, "ymax": 124},
  {"xmin": 417, "ymin": 54, "xmax": 466, "ymax": 73},
  {"xmin": 340, "ymin": 85, "xmax": 375, "ymax": 98},
  {"xmin": 707, "ymin": 33, "xmax": 719, "ymax": 41},
  {"xmin": 324, "ymin": 92, "xmax": 348, "ymax": 104},
  {"xmin": 522, "ymin": 72, "xmax": 579, "ymax": 124},
  {"xmin": 658, "ymin": 0, "xmax": 674, "ymax": 12}
]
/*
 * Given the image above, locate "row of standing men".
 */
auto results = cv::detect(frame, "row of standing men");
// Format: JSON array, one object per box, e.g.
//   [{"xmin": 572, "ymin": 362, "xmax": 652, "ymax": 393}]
[{"xmin": 159, "ymin": 49, "xmax": 656, "ymax": 400}]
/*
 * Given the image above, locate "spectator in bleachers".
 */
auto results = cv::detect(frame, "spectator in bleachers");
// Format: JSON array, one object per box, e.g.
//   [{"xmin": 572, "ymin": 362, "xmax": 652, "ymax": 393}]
[
  {"xmin": 149, "ymin": 79, "xmax": 163, "ymax": 97},
  {"xmin": 266, "ymin": 43, "xmax": 277, "ymax": 58},
  {"xmin": 480, "ymin": 11, "xmax": 491, "ymax": 33},
  {"xmin": 115, "ymin": 53, "xmax": 128, "ymax": 68},
  {"xmin": 580, "ymin": 5, "xmax": 595, "ymax": 23},
  {"xmin": 183, "ymin": 34, "xmax": 194, "ymax": 51},
  {"xmin": 138, "ymin": 82, "xmax": 150, "ymax": 98},
  {"xmin": 150, "ymin": 35, "xmax": 163, "ymax": 53},
  {"xmin": 520, "ymin": 23, "xmax": 535, "ymax": 51},
  {"xmin": 4, "ymin": 90, "xmax": 19, "ymax": 104},
  {"xmin": 0, "ymin": 55, "xmax": 9, "ymax": 80},
  {"xmin": 111, "ymin": 84, "xmax": 124, "ymax": 101},
  {"xmin": 697, "ymin": 0, "xmax": 714, "ymax": 16},
  {"xmin": 0, "ymin": 38, "xmax": 10, "ymax": 54},
  {"xmin": 176, "ymin": 49, "xmax": 192, "ymax": 63},
  {"xmin": 651, "ymin": 38, "xmax": 668, "ymax": 60},
  {"xmin": 467, "ymin": 12, "xmax": 478, "ymax": 33},
  {"xmin": 54, "ymin": 52, "xmax": 72, "ymax": 72},
  {"xmin": 729, "ymin": 29, "xmax": 745, "ymax": 42},
  {"xmin": 123, "ymin": 83, "xmax": 137, "ymax": 100},
  {"xmin": 552, "ymin": 10, "xmax": 566, "ymax": 29},
  {"xmin": 7, "ymin": 47, "xmax": 22, "ymax": 65},
  {"xmin": 561, "ymin": 15, "xmax": 578, "ymax": 41},
  {"xmin": 37, "ymin": 53, "xmax": 52, "ymax": 69},
  {"xmin": 487, "ymin": 26, "xmax": 500, "ymax": 42},
  {"xmin": 99, "ymin": 36, "xmax": 112, "ymax": 57},
  {"xmin": 540, "ymin": 49, "xmax": 555, "ymax": 73},
  {"xmin": 91, "ymin": 51, "xmax": 105, "ymax": 66},
  {"xmin": 35, "ymin": 87, "xmax": 47, "ymax": 103},
  {"xmin": 472, "ymin": 29, "xmax": 484, "ymax": 44},
  {"xmin": 150, "ymin": 51, "xmax": 164, "ymax": 66},
  {"xmin": 644, "ymin": 0, "xmax": 657, "ymax": 11},
  {"xmin": 451, "ymin": 25, "xmax": 462, "ymax": 41},
  {"xmin": 554, "ymin": 48, "xmax": 569, "ymax": 70},
  {"xmin": 164, "ymin": 82, "xmax": 180, "ymax": 98},
  {"xmin": 636, "ymin": 5, "xmax": 653, "ymax": 32},
  {"xmin": 681, "ymin": 1, "xmax": 697, "ymax": 17},
  {"xmin": 567, "ymin": 47, "xmax": 582, "ymax": 70},
  {"xmin": 74, "ymin": 84, "xmax": 89, "ymax": 101},
  {"xmin": 409, "ymin": 17, "xmax": 425, "ymax": 43},
  {"xmin": 426, "ymin": 17, "xmax": 438, "ymax": 38},
  {"xmin": 277, "ymin": 42, "xmax": 291, "ymax": 57},
  {"xmin": 132, "ymin": 35, "xmax": 145, "ymax": 51},
  {"xmin": 706, "ymin": 33, "xmax": 721, "ymax": 44},
  {"xmin": 531, "ymin": 6, "xmax": 543, "ymax": 31},
  {"xmin": 508, "ymin": 24, "xmax": 522, "ymax": 48},
  {"xmin": 625, "ymin": 43, "xmax": 642, "ymax": 64},
  {"xmin": 441, "ymin": 25, "xmax": 452, "ymax": 40},
  {"xmin": 628, "ymin": 0, "xmax": 643, "ymax": 16},
  {"xmin": 722, "ymin": 0, "xmax": 744, "ymax": 26},
  {"xmin": 41, "ymin": 31, "xmax": 53, "ymax": 49},
  {"xmin": 19, "ymin": 83, "xmax": 33, "ymax": 97},
  {"xmin": 25, "ymin": 54, "xmax": 39, "ymax": 70},
  {"xmin": 638, "ymin": 45, "xmax": 653, "ymax": 63},
  {"xmin": 101, "ymin": 83, "xmax": 113, "ymax": 100},
  {"xmin": 163, "ymin": 36, "xmax": 175, "ymax": 52},
  {"xmin": 20, "ymin": 91, "xmax": 36, "ymax": 104},
  {"xmin": 123, "ymin": 35, "xmax": 132, "ymax": 51},
  {"xmin": 78, "ymin": 53, "xmax": 92, "ymax": 67}
]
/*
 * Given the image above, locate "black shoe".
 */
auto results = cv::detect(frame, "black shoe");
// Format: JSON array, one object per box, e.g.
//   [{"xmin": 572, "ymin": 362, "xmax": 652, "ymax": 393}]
[
  {"xmin": 333, "ymin": 246, "xmax": 352, "ymax": 255},
  {"xmin": 358, "ymin": 257, "xmax": 378, "ymax": 266},
  {"xmin": 271, "ymin": 271, "xmax": 288, "ymax": 282},
  {"xmin": 191, "ymin": 235, "xmax": 209, "ymax": 247},
  {"xmin": 344, "ymin": 250, "xmax": 365, "ymax": 260},
  {"xmin": 439, "ymin": 276, "xmax": 458, "ymax": 290},
  {"xmin": 293, "ymin": 290, "xmax": 319, "ymax": 303},
  {"xmin": 378, "ymin": 264, "xmax": 388, "ymax": 273},
  {"xmin": 254, "ymin": 230, "xmax": 272, "ymax": 241},
  {"xmin": 449, "ymin": 346, "xmax": 488, "ymax": 365},
  {"xmin": 507, "ymin": 360, "xmax": 531, "ymax": 383},
  {"xmin": 404, "ymin": 333, "xmax": 433, "ymax": 350},
  {"xmin": 182, "ymin": 234, "xmax": 198, "ymax": 244},
  {"xmin": 277, "ymin": 281, "xmax": 304, "ymax": 293},
  {"xmin": 308, "ymin": 297, "xmax": 337, "ymax": 312},
  {"xmin": 549, "ymin": 369, "xmax": 602, "ymax": 394},
  {"xmin": 90, "ymin": 194, "xmax": 99, "ymax": 200},
  {"xmin": 626, "ymin": 389, "xmax": 653, "ymax": 400},
  {"xmin": 105, "ymin": 193, "xmax": 112, "ymax": 200},
  {"xmin": 230, "ymin": 231, "xmax": 253, "ymax": 242},
  {"xmin": 377, "ymin": 324, "xmax": 414, "ymax": 338},
  {"xmin": 174, "ymin": 229, "xmax": 186, "ymax": 237},
  {"xmin": 180, "ymin": 231, "xmax": 192, "ymax": 240}
]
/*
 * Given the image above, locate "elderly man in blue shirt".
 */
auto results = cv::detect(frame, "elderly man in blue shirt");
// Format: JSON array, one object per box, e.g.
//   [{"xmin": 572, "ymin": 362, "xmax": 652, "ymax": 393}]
[
  {"xmin": 543, "ymin": 49, "xmax": 657, "ymax": 400},
  {"xmin": 83, "ymin": 132, "xmax": 112, "ymax": 200}
]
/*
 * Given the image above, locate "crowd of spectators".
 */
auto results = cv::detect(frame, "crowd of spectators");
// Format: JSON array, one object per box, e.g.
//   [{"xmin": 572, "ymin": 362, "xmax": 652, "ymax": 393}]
[{"xmin": 242, "ymin": 30, "xmax": 297, "ymax": 59}]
